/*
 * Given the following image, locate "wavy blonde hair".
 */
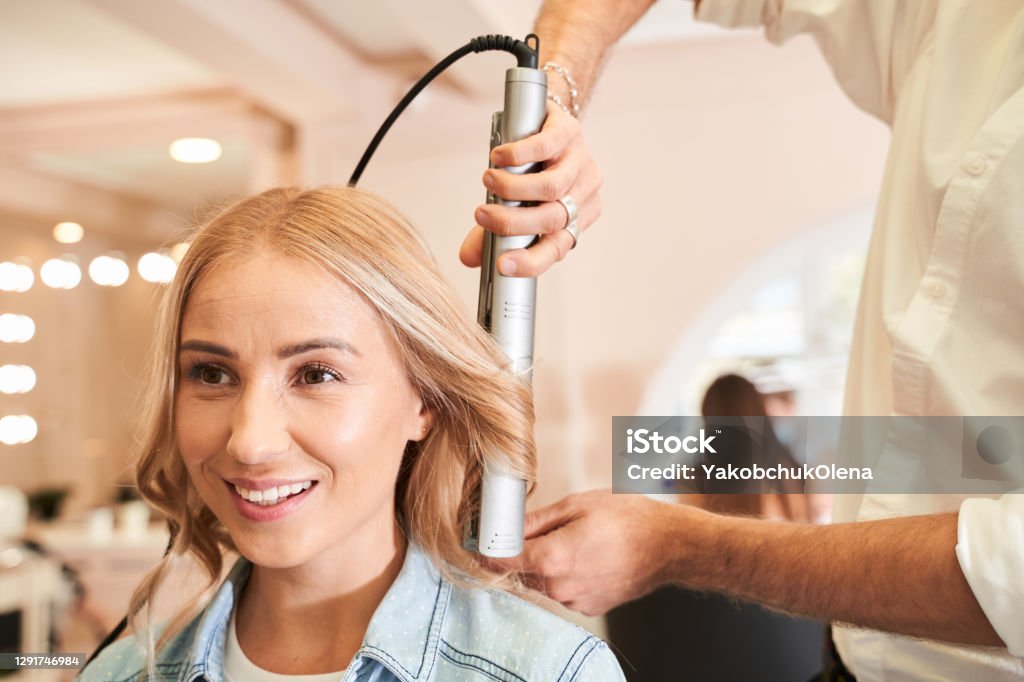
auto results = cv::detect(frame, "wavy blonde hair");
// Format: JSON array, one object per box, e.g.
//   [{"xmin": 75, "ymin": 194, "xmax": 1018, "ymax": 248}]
[{"xmin": 126, "ymin": 186, "xmax": 535, "ymax": 670}]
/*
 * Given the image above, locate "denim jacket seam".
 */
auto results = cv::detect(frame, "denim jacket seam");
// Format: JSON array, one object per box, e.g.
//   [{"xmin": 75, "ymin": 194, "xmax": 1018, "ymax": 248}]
[
  {"xmin": 439, "ymin": 640, "xmax": 527, "ymax": 682},
  {"xmin": 556, "ymin": 635, "xmax": 600, "ymax": 681},
  {"xmin": 437, "ymin": 648, "xmax": 504, "ymax": 682},
  {"xmin": 357, "ymin": 575, "xmax": 448, "ymax": 681},
  {"xmin": 566, "ymin": 638, "xmax": 603, "ymax": 682},
  {"xmin": 422, "ymin": 579, "xmax": 451, "ymax": 679}
]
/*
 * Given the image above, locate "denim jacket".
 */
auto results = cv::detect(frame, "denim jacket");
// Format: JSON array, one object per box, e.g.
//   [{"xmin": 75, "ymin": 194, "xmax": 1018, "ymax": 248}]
[{"xmin": 77, "ymin": 544, "xmax": 625, "ymax": 681}]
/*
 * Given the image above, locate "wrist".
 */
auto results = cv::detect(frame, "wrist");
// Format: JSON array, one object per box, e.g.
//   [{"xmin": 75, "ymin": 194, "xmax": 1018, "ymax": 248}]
[
  {"xmin": 652, "ymin": 502, "xmax": 718, "ymax": 591},
  {"xmin": 541, "ymin": 58, "xmax": 582, "ymax": 117}
]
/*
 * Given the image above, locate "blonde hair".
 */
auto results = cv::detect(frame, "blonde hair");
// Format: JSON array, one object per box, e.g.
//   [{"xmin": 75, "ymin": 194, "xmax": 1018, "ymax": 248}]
[{"xmin": 127, "ymin": 186, "xmax": 535, "ymax": 668}]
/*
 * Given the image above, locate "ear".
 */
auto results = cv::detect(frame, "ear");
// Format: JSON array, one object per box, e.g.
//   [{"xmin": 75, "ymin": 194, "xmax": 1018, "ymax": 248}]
[{"xmin": 408, "ymin": 397, "xmax": 434, "ymax": 442}]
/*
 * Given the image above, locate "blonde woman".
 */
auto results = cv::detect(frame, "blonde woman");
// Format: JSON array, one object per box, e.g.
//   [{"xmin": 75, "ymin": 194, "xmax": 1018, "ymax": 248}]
[{"xmin": 78, "ymin": 187, "xmax": 623, "ymax": 681}]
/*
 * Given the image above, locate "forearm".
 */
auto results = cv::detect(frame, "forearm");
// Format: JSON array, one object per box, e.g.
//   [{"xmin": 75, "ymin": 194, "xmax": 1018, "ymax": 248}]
[
  {"xmin": 533, "ymin": 0, "xmax": 659, "ymax": 107},
  {"xmin": 662, "ymin": 505, "xmax": 1003, "ymax": 648}
]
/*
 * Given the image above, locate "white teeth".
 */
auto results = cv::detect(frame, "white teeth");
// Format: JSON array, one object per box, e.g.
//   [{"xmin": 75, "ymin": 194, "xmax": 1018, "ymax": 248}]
[{"xmin": 232, "ymin": 481, "xmax": 314, "ymax": 505}]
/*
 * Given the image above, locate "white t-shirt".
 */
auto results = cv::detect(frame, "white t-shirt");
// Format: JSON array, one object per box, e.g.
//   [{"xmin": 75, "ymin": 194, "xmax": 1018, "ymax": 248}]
[{"xmin": 224, "ymin": 606, "xmax": 347, "ymax": 682}]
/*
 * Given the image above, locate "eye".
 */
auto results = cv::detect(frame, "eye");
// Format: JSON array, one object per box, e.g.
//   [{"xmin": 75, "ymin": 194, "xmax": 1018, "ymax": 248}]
[
  {"xmin": 185, "ymin": 362, "xmax": 233, "ymax": 386},
  {"xmin": 300, "ymin": 363, "xmax": 342, "ymax": 385}
]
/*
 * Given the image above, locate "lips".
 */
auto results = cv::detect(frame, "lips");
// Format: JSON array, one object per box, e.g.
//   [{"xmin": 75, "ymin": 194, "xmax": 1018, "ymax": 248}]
[{"xmin": 223, "ymin": 478, "xmax": 318, "ymax": 522}]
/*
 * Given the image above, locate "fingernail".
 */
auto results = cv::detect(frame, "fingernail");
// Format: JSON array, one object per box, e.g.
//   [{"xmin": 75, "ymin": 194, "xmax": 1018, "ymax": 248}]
[
  {"xmin": 483, "ymin": 170, "xmax": 495, "ymax": 187},
  {"xmin": 475, "ymin": 207, "xmax": 489, "ymax": 227},
  {"xmin": 499, "ymin": 259, "xmax": 518, "ymax": 276}
]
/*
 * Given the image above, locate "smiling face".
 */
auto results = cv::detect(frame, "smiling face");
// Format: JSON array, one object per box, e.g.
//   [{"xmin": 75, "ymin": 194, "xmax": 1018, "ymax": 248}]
[{"xmin": 175, "ymin": 249, "xmax": 430, "ymax": 569}]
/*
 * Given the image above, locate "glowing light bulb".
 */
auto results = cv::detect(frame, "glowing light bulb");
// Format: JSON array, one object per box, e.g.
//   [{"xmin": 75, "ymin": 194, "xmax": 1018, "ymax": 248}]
[
  {"xmin": 169, "ymin": 138, "xmax": 222, "ymax": 164},
  {"xmin": 137, "ymin": 252, "xmax": 177, "ymax": 284},
  {"xmin": 89, "ymin": 255, "xmax": 130, "ymax": 287},
  {"xmin": 53, "ymin": 222, "xmax": 84, "ymax": 244},
  {"xmin": 40, "ymin": 258, "xmax": 81, "ymax": 289}
]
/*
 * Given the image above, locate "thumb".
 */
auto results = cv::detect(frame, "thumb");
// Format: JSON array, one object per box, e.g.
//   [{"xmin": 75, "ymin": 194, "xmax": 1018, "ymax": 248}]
[
  {"xmin": 459, "ymin": 225, "xmax": 484, "ymax": 268},
  {"xmin": 524, "ymin": 496, "xmax": 578, "ymax": 539}
]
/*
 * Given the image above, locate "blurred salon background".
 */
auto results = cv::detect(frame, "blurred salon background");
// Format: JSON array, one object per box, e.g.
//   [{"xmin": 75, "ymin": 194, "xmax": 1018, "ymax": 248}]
[{"xmin": 0, "ymin": 1, "xmax": 887, "ymax": 679}]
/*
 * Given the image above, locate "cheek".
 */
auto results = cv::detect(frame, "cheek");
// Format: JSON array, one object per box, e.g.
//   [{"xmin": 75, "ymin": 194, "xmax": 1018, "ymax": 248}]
[
  {"xmin": 174, "ymin": 396, "xmax": 227, "ymax": 467},
  {"xmin": 299, "ymin": 395, "xmax": 414, "ymax": 475}
]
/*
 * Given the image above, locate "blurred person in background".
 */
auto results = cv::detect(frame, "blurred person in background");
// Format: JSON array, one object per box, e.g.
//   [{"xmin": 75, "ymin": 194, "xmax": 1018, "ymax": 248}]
[{"xmin": 698, "ymin": 373, "xmax": 814, "ymax": 522}]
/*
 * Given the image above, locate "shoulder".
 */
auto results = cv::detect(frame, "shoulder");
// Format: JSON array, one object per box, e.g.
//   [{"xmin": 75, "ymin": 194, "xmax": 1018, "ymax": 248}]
[
  {"xmin": 76, "ymin": 615, "xmax": 202, "ymax": 682},
  {"xmin": 437, "ymin": 581, "xmax": 624, "ymax": 681},
  {"xmin": 76, "ymin": 634, "xmax": 149, "ymax": 682}
]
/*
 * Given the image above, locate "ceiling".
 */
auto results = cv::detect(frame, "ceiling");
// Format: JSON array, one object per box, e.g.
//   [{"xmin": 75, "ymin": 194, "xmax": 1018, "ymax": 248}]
[{"xmin": 0, "ymin": 0, "xmax": 723, "ymax": 246}]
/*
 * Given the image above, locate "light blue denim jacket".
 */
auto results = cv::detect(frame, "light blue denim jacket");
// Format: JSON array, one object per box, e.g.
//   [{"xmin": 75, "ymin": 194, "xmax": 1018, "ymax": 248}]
[{"xmin": 77, "ymin": 544, "xmax": 625, "ymax": 681}]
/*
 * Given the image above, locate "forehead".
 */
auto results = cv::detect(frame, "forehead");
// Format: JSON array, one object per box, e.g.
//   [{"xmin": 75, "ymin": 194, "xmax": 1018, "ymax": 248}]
[{"xmin": 181, "ymin": 251, "xmax": 381, "ymax": 341}]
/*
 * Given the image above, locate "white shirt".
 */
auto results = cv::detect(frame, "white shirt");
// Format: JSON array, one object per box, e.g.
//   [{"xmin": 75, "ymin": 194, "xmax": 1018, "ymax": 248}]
[
  {"xmin": 224, "ymin": 606, "xmax": 346, "ymax": 682},
  {"xmin": 697, "ymin": 0, "xmax": 1024, "ymax": 679}
]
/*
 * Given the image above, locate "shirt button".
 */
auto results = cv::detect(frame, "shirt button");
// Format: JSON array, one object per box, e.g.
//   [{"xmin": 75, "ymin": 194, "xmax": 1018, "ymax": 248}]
[
  {"xmin": 965, "ymin": 157, "xmax": 987, "ymax": 176},
  {"xmin": 926, "ymin": 281, "xmax": 947, "ymax": 298}
]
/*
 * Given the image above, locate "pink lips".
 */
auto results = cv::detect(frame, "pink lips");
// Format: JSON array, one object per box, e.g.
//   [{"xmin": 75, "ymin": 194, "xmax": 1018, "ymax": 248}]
[{"xmin": 224, "ymin": 479, "xmax": 317, "ymax": 522}]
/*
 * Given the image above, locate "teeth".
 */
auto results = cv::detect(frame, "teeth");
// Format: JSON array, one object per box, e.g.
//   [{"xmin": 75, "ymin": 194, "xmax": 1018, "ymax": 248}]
[{"xmin": 233, "ymin": 481, "xmax": 313, "ymax": 506}]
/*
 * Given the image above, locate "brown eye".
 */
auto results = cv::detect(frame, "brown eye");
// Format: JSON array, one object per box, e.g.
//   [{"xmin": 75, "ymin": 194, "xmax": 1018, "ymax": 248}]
[
  {"xmin": 301, "ymin": 365, "xmax": 340, "ymax": 385},
  {"xmin": 200, "ymin": 367, "xmax": 227, "ymax": 384}
]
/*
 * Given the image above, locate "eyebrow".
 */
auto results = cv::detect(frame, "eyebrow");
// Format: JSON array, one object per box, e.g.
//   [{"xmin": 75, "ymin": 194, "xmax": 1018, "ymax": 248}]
[{"xmin": 179, "ymin": 337, "xmax": 360, "ymax": 359}]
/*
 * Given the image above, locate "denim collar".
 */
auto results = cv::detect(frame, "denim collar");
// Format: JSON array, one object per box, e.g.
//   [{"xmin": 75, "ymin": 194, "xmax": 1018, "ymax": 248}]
[{"xmin": 172, "ymin": 543, "xmax": 451, "ymax": 681}]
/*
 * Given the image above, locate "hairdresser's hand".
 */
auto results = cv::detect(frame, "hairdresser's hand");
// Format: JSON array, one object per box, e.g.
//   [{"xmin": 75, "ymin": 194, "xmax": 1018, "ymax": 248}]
[
  {"xmin": 460, "ymin": 102, "xmax": 602, "ymax": 277},
  {"xmin": 501, "ymin": 489, "xmax": 682, "ymax": 616}
]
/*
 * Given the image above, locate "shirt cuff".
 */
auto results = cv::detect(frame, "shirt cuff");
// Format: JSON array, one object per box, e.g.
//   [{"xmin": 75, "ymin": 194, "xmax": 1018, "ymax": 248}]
[
  {"xmin": 956, "ymin": 494, "xmax": 1024, "ymax": 656},
  {"xmin": 694, "ymin": 0, "xmax": 776, "ymax": 29}
]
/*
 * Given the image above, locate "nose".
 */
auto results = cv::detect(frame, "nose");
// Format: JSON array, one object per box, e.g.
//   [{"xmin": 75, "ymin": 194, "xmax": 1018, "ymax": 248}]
[{"xmin": 226, "ymin": 382, "xmax": 291, "ymax": 465}]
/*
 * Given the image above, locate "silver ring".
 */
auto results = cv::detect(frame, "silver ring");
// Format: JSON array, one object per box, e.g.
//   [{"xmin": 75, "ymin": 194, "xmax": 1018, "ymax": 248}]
[
  {"xmin": 557, "ymin": 194, "xmax": 580, "ymax": 249},
  {"xmin": 557, "ymin": 194, "xmax": 579, "ymax": 226},
  {"xmin": 564, "ymin": 220, "xmax": 580, "ymax": 249}
]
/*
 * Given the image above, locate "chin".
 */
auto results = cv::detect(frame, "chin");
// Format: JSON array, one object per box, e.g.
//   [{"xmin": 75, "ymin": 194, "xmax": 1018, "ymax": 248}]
[{"xmin": 231, "ymin": 531, "xmax": 315, "ymax": 569}]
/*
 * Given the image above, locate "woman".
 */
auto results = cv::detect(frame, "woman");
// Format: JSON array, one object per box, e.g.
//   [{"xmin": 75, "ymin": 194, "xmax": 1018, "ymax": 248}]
[
  {"xmin": 78, "ymin": 187, "xmax": 623, "ymax": 681},
  {"xmin": 699, "ymin": 373, "xmax": 809, "ymax": 521}
]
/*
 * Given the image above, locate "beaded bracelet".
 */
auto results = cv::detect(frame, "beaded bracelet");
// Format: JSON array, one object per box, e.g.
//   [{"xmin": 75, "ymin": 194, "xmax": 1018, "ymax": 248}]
[
  {"xmin": 547, "ymin": 92, "xmax": 573, "ymax": 116},
  {"xmin": 542, "ymin": 61, "xmax": 580, "ymax": 117}
]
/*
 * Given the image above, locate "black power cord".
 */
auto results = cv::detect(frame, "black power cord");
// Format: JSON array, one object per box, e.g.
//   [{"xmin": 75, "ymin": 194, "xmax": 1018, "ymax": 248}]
[{"xmin": 348, "ymin": 34, "xmax": 539, "ymax": 187}]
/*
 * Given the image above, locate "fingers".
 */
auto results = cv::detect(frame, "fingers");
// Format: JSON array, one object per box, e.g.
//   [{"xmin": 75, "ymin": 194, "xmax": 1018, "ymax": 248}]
[
  {"xmin": 490, "ymin": 101, "xmax": 580, "ymax": 167},
  {"xmin": 462, "ymin": 189, "xmax": 602, "ymax": 277},
  {"xmin": 523, "ymin": 495, "xmax": 580, "ymax": 539},
  {"xmin": 496, "ymin": 197, "xmax": 601, "ymax": 277},
  {"xmin": 459, "ymin": 225, "xmax": 485, "ymax": 268},
  {"xmin": 477, "ymin": 159, "xmax": 602, "ymax": 236},
  {"xmin": 483, "ymin": 146, "xmax": 582, "ymax": 203}
]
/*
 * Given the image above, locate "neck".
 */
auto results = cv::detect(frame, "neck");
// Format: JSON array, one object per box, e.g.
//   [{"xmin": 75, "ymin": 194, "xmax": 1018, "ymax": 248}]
[{"xmin": 235, "ymin": 519, "xmax": 407, "ymax": 674}]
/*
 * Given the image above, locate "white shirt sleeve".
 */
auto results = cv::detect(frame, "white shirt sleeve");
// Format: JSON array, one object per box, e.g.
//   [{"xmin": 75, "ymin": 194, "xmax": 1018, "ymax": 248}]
[
  {"xmin": 956, "ymin": 494, "xmax": 1024, "ymax": 656},
  {"xmin": 694, "ymin": 0, "xmax": 936, "ymax": 124}
]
